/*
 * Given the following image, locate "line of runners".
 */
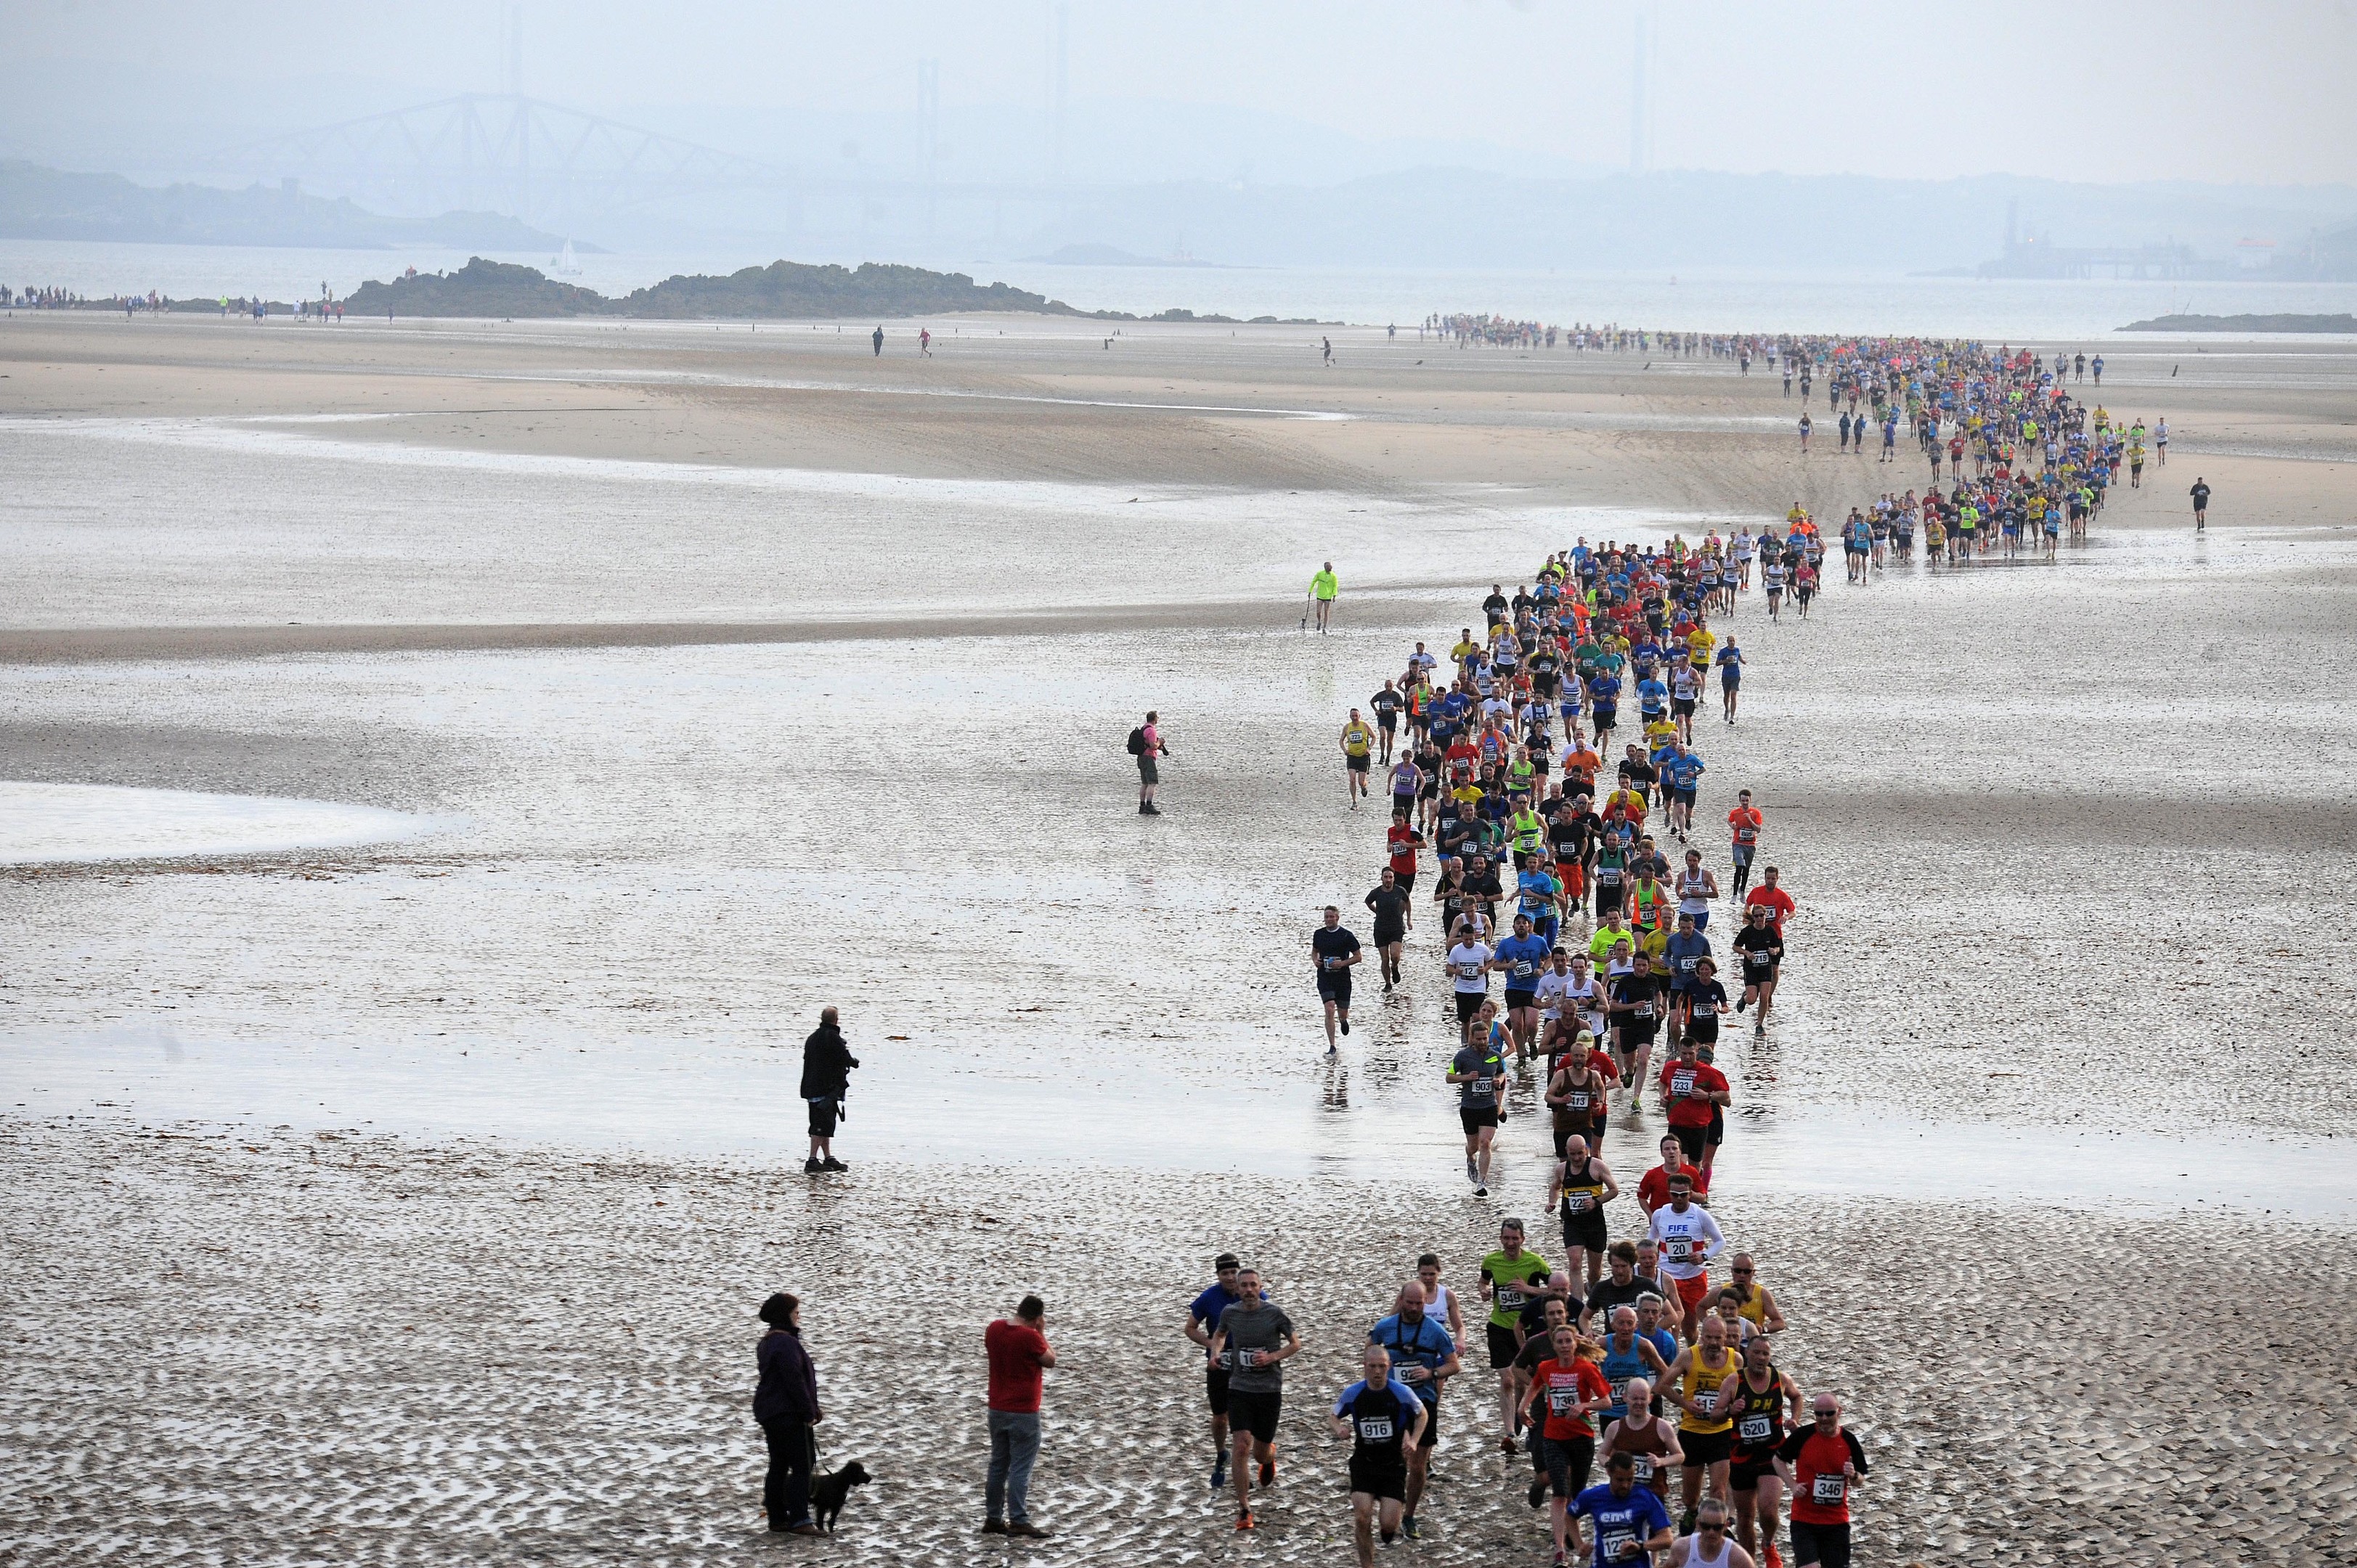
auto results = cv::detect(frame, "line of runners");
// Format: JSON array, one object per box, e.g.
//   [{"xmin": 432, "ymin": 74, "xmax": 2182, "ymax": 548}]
[{"xmin": 1222, "ymin": 534, "xmax": 1869, "ymax": 1568}]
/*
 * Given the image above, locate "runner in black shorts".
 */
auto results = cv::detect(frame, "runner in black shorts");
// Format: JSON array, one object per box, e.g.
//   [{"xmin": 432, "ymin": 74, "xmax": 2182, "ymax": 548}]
[
  {"xmin": 1332, "ymin": 1343, "xmax": 1427, "ymax": 1566},
  {"xmin": 1185, "ymin": 1254, "xmax": 1249, "ymax": 1491},
  {"xmin": 1726, "ymin": 1333, "xmax": 1802, "ymax": 1565}
]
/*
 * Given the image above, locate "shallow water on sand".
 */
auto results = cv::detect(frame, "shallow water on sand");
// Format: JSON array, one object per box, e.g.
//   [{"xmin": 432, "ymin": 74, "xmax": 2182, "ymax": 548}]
[{"xmin": 6, "ymin": 409, "xmax": 2356, "ymax": 1224}]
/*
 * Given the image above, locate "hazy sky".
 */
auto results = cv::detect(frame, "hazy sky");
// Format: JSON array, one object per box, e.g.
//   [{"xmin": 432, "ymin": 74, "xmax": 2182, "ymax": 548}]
[{"xmin": 13, "ymin": 0, "xmax": 2357, "ymax": 186}]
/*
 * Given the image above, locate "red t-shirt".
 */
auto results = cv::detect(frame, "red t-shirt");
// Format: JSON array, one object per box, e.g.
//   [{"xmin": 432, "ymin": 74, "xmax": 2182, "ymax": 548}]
[
  {"xmin": 985, "ymin": 1319, "xmax": 1049, "ymax": 1413},
  {"xmin": 1388, "ymin": 824, "xmax": 1420, "ymax": 875},
  {"xmin": 1727, "ymin": 807, "xmax": 1762, "ymax": 848},
  {"xmin": 1531, "ymin": 1355, "xmax": 1613, "ymax": 1440},
  {"xmin": 1743, "ymin": 886, "xmax": 1794, "ymax": 934},
  {"xmin": 1636, "ymin": 1161, "xmax": 1709, "ymax": 1214},
  {"xmin": 1783, "ymin": 1427, "xmax": 1868, "ymax": 1524},
  {"xmin": 1658, "ymin": 1059, "xmax": 1729, "ymax": 1129}
]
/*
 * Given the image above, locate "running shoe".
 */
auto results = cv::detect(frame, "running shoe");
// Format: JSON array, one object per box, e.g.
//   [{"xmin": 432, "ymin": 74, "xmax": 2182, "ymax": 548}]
[
  {"xmin": 1764, "ymin": 1545, "xmax": 1785, "ymax": 1568},
  {"xmin": 1258, "ymin": 1459, "xmax": 1276, "ymax": 1488},
  {"xmin": 1466, "ymin": 1157, "xmax": 1479, "ymax": 1183},
  {"xmin": 1340, "ymin": 1017, "xmax": 1350, "ymax": 1036},
  {"xmin": 802, "ymin": 1157, "xmax": 822, "ymax": 1173},
  {"xmin": 1500, "ymin": 1436, "xmax": 1518, "ymax": 1455},
  {"xmin": 820, "ymin": 1157, "xmax": 847, "ymax": 1172},
  {"xmin": 1208, "ymin": 1462, "xmax": 1226, "ymax": 1491},
  {"xmin": 1528, "ymin": 1479, "xmax": 1547, "ymax": 1508},
  {"xmin": 1473, "ymin": 1184, "xmax": 1489, "ymax": 1198},
  {"xmin": 1402, "ymin": 1516, "xmax": 1421, "ymax": 1541},
  {"xmin": 1234, "ymin": 1511, "xmax": 1255, "ymax": 1531}
]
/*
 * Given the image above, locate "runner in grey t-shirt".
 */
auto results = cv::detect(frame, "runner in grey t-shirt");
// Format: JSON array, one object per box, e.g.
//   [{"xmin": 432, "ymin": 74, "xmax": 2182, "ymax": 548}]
[
  {"xmin": 1216, "ymin": 1296, "xmax": 1298, "ymax": 1394},
  {"xmin": 1208, "ymin": 1271, "xmax": 1300, "ymax": 1528}
]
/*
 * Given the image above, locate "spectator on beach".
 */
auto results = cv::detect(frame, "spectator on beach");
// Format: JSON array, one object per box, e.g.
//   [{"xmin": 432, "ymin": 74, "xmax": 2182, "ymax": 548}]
[
  {"xmin": 800, "ymin": 1008, "xmax": 858, "ymax": 1173},
  {"xmin": 1134, "ymin": 710, "xmax": 1169, "ymax": 816},
  {"xmin": 983, "ymin": 1294, "xmax": 1057, "ymax": 1538},
  {"xmin": 754, "ymin": 1292, "xmax": 823, "ymax": 1536}
]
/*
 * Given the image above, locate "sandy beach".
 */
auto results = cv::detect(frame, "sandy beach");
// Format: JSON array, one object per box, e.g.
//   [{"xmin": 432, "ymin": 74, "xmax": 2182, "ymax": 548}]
[{"xmin": 5, "ymin": 309, "xmax": 2356, "ymax": 1565}]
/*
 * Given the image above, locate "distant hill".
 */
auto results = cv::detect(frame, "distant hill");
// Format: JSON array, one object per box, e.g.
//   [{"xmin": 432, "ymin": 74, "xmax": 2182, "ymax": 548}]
[
  {"xmin": 0, "ymin": 160, "xmax": 574, "ymax": 251},
  {"xmin": 345, "ymin": 258, "xmax": 608, "ymax": 317},
  {"xmin": 342, "ymin": 256, "xmax": 1330, "ymax": 322},
  {"xmin": 617, "ymin": 260, "xmax": 1083, "ymax": 319},
  {"xmin": 2122, "ymin": 312, "xmax": 2357, "ymax": 334}
]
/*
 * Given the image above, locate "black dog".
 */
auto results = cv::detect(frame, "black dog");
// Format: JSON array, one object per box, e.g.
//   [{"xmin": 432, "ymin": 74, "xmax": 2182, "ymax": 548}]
[{"xmin": 811, "ymin": 1460, "xmax": 871, "ymax": 1535}]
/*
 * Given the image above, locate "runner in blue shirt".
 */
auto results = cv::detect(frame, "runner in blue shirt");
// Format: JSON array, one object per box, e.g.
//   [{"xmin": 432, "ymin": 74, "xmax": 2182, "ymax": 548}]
[
  {"xmin": 1367, "ymin": 1282, "xmax": 1460, "ymax": 1540},
  {"xmin": 1587, "ymin": 673, "xmax": 1621, "ymax": 745},
  {"xmin": 1496, "ymin": 913, "xmax": 1554, "ymax": 1061},
  {"xmin": 1714, "ymin": 641, "xmax": 1743, "ymax": 726},
  {"xmin": 1658, "ymin": 742, "xmax": 1706, "ymax": 841},
  {"xmin": 1184, "ymin": 1254, "xmax": 1252, "ymax": 1490},
  {"xmin": 1571, "ymin": 1452, "xmax": 1674, "ymax": 1565}
]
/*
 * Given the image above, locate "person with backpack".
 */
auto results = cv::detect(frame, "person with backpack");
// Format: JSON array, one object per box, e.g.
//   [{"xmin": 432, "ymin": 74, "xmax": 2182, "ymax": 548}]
[{"xmin": 1130, "ymin": 711, "xmax": 1169, "ymax": 815}]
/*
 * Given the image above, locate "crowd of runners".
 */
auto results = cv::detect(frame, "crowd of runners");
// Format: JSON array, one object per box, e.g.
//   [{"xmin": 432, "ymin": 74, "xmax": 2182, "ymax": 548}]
[
  {"xmin": 1157, "ymin": 330, "xmax": 2203, "ymax": 1567},
  {"xmin": 1787, "ymin": 339, "xmax": 2162, "ymax": 559},
  {"xmin": 1198, "ymin": 534, "xmax": 1874, "ymax": 1568},
  {"xmin": 1421, "ymin": 315, "xmax": 1780, "ymax": 362}
]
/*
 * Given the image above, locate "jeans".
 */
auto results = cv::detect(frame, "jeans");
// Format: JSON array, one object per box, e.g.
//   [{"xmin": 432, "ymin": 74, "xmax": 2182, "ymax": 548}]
[
  {"xmin": 986, "ymin": 1408, "xmax": 1042, "ymax": 1523},
  {"xmin": 761, "ymin": 1418, "xmax": 814, "ymax": 1529}
]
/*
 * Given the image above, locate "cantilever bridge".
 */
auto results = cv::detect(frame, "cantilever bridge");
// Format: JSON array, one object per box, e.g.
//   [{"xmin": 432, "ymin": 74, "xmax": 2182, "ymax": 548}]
[{"xmin": 192, "ymin": 94, "xmax": 794, "ymax": 231}]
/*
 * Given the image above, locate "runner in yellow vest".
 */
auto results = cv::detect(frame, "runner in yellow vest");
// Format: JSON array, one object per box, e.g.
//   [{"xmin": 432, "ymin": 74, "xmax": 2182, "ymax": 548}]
[
  {"xmin": 1340, "ymin": 709, "xmax": 1375, "ymax": 809},
  {"xmin": 1311, "ymin": 563, "xmax": 1339, "ymax": 632}
]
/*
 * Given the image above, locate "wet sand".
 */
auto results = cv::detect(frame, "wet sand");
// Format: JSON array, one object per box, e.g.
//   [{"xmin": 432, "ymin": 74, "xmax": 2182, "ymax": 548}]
[
  {"xmin": 7, "ymin": 1121, "xmax": 2352, "ymax": 1566},
  {"xmin": 5, "ymin": 310, "xmax": 2357, "ymax": 1563}
]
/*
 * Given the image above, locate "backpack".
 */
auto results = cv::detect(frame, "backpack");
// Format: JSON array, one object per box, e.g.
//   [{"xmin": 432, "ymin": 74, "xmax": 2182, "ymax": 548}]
[{"xmin": 1126, "ymin": 726, "xmax": 1146, "ymax": 756}]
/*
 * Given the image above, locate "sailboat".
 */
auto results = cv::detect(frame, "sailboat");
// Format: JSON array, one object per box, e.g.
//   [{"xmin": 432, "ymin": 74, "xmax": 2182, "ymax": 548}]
[{"xmin": 551, "ymin": 240, "xmax": 583, "ymax": 277}]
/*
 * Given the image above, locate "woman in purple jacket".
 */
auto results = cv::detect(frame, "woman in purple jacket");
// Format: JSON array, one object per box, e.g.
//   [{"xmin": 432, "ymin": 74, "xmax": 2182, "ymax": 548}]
[{"xmin": 755, "ymin": 1293, "xmax": 823, "ymax": 1535}]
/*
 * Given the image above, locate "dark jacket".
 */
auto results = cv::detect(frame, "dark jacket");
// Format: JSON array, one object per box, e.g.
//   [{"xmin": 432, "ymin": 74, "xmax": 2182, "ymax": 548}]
[
  {"xmin": 754, "ymin": 1326, "xmax": 820, "ymax": 1424},
  {"xmin": 799, "ymin": 1024, "xmax": 858, "ymax": 1101}
]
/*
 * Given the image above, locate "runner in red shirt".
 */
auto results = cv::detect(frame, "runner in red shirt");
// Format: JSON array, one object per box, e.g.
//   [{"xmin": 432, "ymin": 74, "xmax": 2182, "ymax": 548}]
[
  {"xmin": 1657, "ymin": 1040, "xmax": 1732, "ymax": 1177},
  {"xmin": 1725, "ymin": 791, "xmax": 1764, "ymax": 899},
  {"xmin": 1742, "ymin": 866, "xmax": 1795, "ymax": 938},
  {"xmin": 1635, "ymin": 1134, "xmax": 1710, "ymax": 1216},
  {"xmin": 1778, "ymin": 1395, "xmax": 1869, "ymax": 1568},
  {"xmin": 1518, "ymin": 1323, "xmax": 1613, "ymax": 1566}
]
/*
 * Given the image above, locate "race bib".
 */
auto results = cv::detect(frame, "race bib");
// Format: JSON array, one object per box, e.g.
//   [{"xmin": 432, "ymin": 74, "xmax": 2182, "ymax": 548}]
[
  {"xmin": 1664, "ymin": 1236, "xmax": 1693, "ymax": 1262},
  {"xmin": 1631, "ymin": 1456, "xmax": 1655, "ymax": 1484},
  {"xmin": 1603, "ymin": 1529, "xmax": 1637, "ymax": 1561},
  {"xmin": 1692, "ymin": 1003, "xmax": 1717, "ymax": 1019},
  {"xmin": 1740, "ymin": 1414, "xmax": 1773, "ymax": 1444},
  {"xmin": 1812, "ymin": 1474, "xmax": 1847, "ymax": 1506},
  {"xmin": 1236, "ymin": 1348, "xmax": 1263, "ymax": 1369},
  {"xmin": 1671, "ymin": 1070, "xmax": 1696, "ymax": 1096},
  {"xmin": 1547, "ymin": 1386, "xmax": 1579, "ymax": 1416},
  {"xmin": 1498, "ymin": 1287, "xmax": 1527, "ymax": 1310},
  {"xmin": 1567, "ymin": 1091, "xmax": 1592, "ymax": 1111},
  {"xmin": 1608, "ymin": 1378, "xmax": 1631, "ymax": 1406},
  {"xmin": 1565, "ymin": 1191, "xmax": 1593, "ymax": 1213},
  {"xmin": 1358, "ymin": 1417, "xmax": 1394, "ymax": 1442}
]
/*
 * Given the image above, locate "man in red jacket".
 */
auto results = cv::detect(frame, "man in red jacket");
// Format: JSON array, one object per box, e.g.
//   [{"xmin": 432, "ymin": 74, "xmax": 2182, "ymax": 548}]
[{"xmin": 983, "ymin": 1296, "xmax": 1058, "ymax": 1539}]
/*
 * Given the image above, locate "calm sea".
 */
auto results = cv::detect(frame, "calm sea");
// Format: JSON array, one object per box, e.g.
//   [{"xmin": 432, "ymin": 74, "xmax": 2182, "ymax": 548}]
[{"xmin": 7, "ymin": 235, "xmax": 2356, "ymax": 340}]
